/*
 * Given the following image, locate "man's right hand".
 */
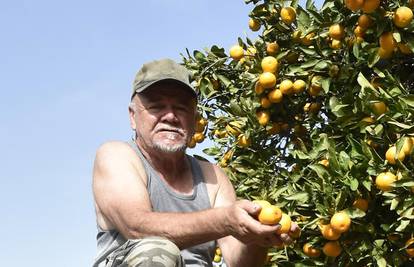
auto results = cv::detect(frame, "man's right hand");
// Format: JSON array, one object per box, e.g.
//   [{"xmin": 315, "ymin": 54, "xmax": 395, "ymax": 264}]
[{"xmin": 224, "ymin": 200, "xmax": 284, "ymax": 247}]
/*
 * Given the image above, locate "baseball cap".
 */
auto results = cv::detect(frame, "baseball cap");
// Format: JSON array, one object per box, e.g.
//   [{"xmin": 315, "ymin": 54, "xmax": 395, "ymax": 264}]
[{"xmin": 131, "ymin": 58, "xmax": 197, "ymax": 99}]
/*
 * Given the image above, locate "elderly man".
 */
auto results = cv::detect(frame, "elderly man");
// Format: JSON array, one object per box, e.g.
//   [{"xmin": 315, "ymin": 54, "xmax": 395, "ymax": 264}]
[{"xmin": 92, "ymin": 59, "xmax": 296, "ymax": 267}]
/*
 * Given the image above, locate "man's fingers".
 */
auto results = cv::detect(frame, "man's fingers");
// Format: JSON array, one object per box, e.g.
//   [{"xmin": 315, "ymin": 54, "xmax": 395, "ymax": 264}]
[
  {"xmin": 279, "ymin": 233, "xmax": 293, "ymax": 245},
  {"xmin": 237, "ymin": 200, "xmax": 261, "ymax": 216}
]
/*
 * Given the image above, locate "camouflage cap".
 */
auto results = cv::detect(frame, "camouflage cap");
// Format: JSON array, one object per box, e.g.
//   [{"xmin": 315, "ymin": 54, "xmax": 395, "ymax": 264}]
[{"xmin": 131, "ymin": 58, "xmax": 197, "ymax": 99}]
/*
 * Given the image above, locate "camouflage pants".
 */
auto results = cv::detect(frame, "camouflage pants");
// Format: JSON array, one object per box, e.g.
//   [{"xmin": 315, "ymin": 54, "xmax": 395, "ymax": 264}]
[{"xmin": 106, "ymin": 236, "xmax": 185, "ymax": 267}]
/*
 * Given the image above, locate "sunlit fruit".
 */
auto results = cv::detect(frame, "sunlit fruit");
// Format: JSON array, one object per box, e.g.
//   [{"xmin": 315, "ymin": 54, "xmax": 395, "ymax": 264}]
[
  {"xmin": 292, "ymin": 30, "xmax": 302, "ymax": 42},
  {"xmin": 301, "ymin": 32, "xmax": 315, "ymax": 46},
  {"xmin": 386, "ymin": 146, "xmax": 406, "ymax": 164},
  {"xmin": 237, "ymin": 134, "xmax": 251, "ymax": 148},
  {"xmin": 293, "ymin": 79, "xmax": 306, "ymax": 93},
  {"xmin": 276, "ymin": 213, "xmax": 292, "ymax": 234},
  {"xmin": 393, "ymin": 7, "xmax": 413, "ymax": 28},
  {"xmin": 345, "ymin": 0, "xmax": 364, "ymax": 11},
  {"xmin": 309, "ymin": 84, "xmax": 322, "ymax": 96},
  {"xmin": 304, "ymin": 102, "xmax": 320, "ymax": 113},
  {"xmin": 303, "ymin": 243, "xmax": 321, "ymax": 258},
  {"xmin": 268, "ymin": 89, "xmax": 283, "ymax": 103},
  {"xmin": 249, "ymin": 18, "xmax": 261, "ymax": 31},
  {"xmin": 402, "ymin": 137, "xmax": 414, "ymax": 155},
  {"xmin": 321, "ymin": 224, "xmax": 341, "ymax": 240},
  {"xmin": 361, "ymin": 116, "xmax": 375, "ymax": 124},
  {"xmin": 376, "ymin": 171, "xmax": 397, "ymax": 191},
  {"xmin": 223, "ymin": 150, "xmax": 233, "ymax": 161},
  {"xmin": 379, "ymin": 32, "xmax": 396, "ymax": 51},
  {"xmin": 354, "ymin": 26, "xmax": 365, "ymax": 37},
  {"xmin": 213, "ymin": 129, "xmax": 227, "ymax": 138},
  {"xmin": 213, "ymin": 254, "xmax": 221, "ymax": 263},
  {"xmin": 319, "ymin": 159, "xmax": 329, "ymax": 167},
  {"xmin": 259, "ymin": 72, "xmax": 277, "ymax": 88},
  {"xmin": 255, "ymin": 82, "xmax": 265, "ymax": 94},
  {"xmin": 361, "ymin": 0, "xmax": 380, "ymax": 13},
  {"xmin": 261, "ymin": 56, "xmax": 279, "ymax": 73},
  {"xmin": 195, "ymin": 117, "xmax": 207, "ymax": 132},
  {"xmin": 226, "ymin": 124, "xmax": 240, "ymax": 136},
  {"xmin": 260, "ymin": 96, "xmax": 272, "ymax": 108},
  {"xmin": 371, "ymin": 101, "xmax": 387, "ymax": 115},
  {"xmin": 378, "ymin": 47, "xmax": 393, "ymax": 59},
  {"xmin": 266, "ymin": 42, "xmax": 279, "ymax": 55},
  {"xmin": 330, "ymin": 39, "xmax": 342, "ymax": 50},
  {"xmin": 279, "ymin": 79, "xmax": 294, "ymax": 95},
  {"xmin": 256, "ymin": 110, "xmax": 271, "ymax": 126},
  {"xmin": 215, "ymin": 247, "xmax": 222, "ymax": 256},
  {"xmin": 406, "ymin": 238, "xmax": 414, "ymax": 257},
  {"xmin": 353, "ymin": 198, "xmax": 369, "ymax": 212},
  {"xmin": 280, "ymin": 7, "xmax": 296, "ymax": 25},
  {"xmin": 358, "ymin": 14, "xmax": 372, "ymax": 29},
  {"xmin": 323, "ymin": 241, "xmax": 342, "ymax": 257},
  {"xmin": 330, "ymin": 211, "xmax": 351, "ymax": 233},
  {"xmin": 187, "ymin": 137, "xmax": 196, "ymax": 148},
  {"xmin": 329, "ymin": 24, "xmax": 344, "ymax": 40},
  {"xmin": 229, "ymin": 45, "xmax": 244, "ymax": 61},
  {"xmin": 193, "ymin": 132, "xmax": 205, "ymax": 143},
  {"xmin": 258, "ymin": 205, "xmax": 283, "ymax": 225}
]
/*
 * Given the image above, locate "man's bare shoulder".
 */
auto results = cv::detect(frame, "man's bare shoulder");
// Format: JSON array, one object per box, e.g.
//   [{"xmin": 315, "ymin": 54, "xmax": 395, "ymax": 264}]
[
  {"xmin": 94, "ymin": 141, "xmax": 145, "ymax": 179},
  {"xmin": 96, "ymin": 141, "xmax": 135, "ymax": 158}
]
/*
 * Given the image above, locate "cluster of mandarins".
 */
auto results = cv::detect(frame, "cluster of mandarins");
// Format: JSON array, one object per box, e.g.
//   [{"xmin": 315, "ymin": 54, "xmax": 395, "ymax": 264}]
[
  {"xmin": 187, "ymin": 114, "xmax": 208, "ymax": 148},
  {"xmin": 345, "ymin": 0, "xmax": 413, "ymax": 58},
  {"xmin": 376, "ymin": 136, "xmax": 414, "ymax": 192}
]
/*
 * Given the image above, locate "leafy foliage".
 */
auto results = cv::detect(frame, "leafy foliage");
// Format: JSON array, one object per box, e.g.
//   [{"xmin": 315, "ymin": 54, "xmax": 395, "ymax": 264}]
[{"xmin": 183, "ymin": 0, "xmax": 414, "ymax": 265}]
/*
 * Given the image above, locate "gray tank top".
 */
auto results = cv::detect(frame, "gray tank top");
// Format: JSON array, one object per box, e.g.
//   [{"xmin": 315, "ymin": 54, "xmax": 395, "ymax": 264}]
[{"xmin": 93, "ymin": 141, "xmax": 215, "ymax": 267}]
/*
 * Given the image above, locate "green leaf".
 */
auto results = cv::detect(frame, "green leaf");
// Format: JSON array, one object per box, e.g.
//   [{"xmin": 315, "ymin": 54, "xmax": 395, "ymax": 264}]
[
  {"xmin": 357, "ymin": 72, "xmax": 375, "ymax": 91},
  {"xmin": 210, "ymin": 45, "xmax": 227, "ymax": 57},
  {"xmin": 375, "ymin": 257, "xmax": 387, "ymax": 267},
  {"xmin": 396, "ymin": 220, "xmax": 410, "ymax": 231},
  {"xmin": 284, "ymin": 192, "xmax": 309, "ymax": 202},
  {"xmin": 216, "ymin": 74, "xmax": 232, "ymax": 88},
  {"xmin": 400, "ymin": 95, "xmax": 414, "ymax": 108},
  {"xmin": 193, "ymin": 50, "xmax": 206, "ymax": 61}
]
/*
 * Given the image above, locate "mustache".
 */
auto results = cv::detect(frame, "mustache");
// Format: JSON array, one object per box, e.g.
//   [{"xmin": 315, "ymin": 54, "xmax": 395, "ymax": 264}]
[{"xmin": 155, "ymin": 125, "xmax": 185, "ymax": 135}]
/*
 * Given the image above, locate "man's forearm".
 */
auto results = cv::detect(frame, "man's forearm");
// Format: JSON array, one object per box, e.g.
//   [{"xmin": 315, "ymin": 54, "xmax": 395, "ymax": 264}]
[{"xmin": 119, "ymin": 207, "xmax": 231, "ymax": 249}]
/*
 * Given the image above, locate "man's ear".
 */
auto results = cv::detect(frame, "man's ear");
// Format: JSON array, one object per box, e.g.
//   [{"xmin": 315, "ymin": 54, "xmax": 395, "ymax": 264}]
[{"xmin": 128, "ymin": 105, "xmax": 137, "ymax": 130}]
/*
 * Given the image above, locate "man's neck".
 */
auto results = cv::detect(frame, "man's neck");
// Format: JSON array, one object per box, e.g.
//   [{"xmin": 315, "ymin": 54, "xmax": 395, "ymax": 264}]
[{"xmin": 134, "ymin": 140, "xmax": 191, "ymax": 182}]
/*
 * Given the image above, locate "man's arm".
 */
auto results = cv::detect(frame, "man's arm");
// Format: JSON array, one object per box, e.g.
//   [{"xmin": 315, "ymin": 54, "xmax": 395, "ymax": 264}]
[{"xmin": 92, "ymin": 142, "xmax": 280, "ymax": 250}]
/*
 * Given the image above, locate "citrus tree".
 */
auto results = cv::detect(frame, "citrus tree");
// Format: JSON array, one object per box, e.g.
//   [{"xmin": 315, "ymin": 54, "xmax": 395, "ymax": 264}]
[{"xmin": 183, "ymin": 0, "xmax": 414, "ymax": 265}]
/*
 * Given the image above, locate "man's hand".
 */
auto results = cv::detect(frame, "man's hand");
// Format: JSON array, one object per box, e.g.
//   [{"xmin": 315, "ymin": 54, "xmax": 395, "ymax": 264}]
[{"xmin": 224, "ymin": 200, "xmax": 300, "ymax": 248}]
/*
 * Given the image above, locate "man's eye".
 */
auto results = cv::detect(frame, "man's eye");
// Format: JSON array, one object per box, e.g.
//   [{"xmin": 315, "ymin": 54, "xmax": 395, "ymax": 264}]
[{"xmin": 149, "ymin": 105, "xmax": 162, "ymax": 111}]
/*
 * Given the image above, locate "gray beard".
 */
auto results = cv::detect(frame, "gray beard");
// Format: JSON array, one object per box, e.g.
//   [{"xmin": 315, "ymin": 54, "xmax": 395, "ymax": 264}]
[
  {"xmin": 152, "ymin": 142, "xmax": 187, "ymax": 153},
  {"xmin": 135, "ymin": 131, "xmax": 188, "ymax": 153}
]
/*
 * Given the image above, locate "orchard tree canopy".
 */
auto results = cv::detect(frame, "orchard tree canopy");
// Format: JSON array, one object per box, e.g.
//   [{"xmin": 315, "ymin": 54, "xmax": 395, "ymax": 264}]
[{"xmin": 184, "ymin": 0, "xmax": 414, "ymax": 266}]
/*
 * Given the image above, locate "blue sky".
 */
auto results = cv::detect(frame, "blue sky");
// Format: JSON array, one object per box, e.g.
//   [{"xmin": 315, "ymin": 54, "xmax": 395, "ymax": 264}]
[{"xmin": 0, "ymin": 0, "xmax": 256, "ymax": 266}]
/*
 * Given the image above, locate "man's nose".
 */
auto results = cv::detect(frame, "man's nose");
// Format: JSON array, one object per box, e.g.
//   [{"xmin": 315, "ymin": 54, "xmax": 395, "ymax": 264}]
[{"xmin": 161, "ymin": 107, "xmax": 179, "ymax": 123}]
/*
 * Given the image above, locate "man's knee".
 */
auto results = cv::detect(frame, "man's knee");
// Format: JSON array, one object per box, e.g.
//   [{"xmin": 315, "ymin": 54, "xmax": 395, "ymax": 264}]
[{"xmin": 124, "ymin": 236, "xmax": 183, "ymax": 267}]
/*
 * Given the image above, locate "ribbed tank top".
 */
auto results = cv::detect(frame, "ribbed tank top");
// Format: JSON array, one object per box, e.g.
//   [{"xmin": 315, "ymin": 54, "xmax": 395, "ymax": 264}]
[{"xmin": 93, "ymin": 141, "xmax": 215, "ymax": 267}]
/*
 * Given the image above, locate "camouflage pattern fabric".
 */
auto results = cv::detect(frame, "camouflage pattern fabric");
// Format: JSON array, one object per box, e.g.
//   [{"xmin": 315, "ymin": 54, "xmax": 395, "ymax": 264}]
[{"xmin": 105, "ymin": 236, "xmax": 185, "ymax": 267}]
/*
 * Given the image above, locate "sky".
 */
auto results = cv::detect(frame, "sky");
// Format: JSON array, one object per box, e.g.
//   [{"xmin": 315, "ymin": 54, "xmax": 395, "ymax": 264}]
[{"xmin": 0, "ymin": 0, "xmax": 256, "ymax": 266}]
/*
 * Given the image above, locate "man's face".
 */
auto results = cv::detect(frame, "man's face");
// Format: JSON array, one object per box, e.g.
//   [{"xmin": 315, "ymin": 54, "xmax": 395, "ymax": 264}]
[{"xmin": 130, "ymin": 81, "xmax": 197, "ymax": 153}]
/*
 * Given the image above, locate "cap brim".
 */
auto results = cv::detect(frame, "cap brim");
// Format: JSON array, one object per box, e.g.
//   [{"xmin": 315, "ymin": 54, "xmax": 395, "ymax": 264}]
[{"xmin": 132, "ymin": 78, "xmax": 197, "ymax": 99}]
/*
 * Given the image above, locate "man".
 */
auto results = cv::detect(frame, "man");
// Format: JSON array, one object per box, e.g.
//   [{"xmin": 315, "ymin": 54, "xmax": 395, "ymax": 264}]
[{"xmin": 92, "ymin": 58, "xmax": 297, "ymax": 267}]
